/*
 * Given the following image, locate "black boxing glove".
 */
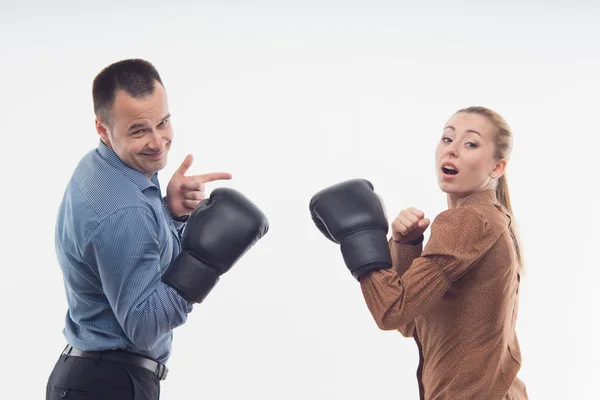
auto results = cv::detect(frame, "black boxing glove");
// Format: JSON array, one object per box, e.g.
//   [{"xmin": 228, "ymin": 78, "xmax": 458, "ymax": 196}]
[
  {"xmin": 309, "ymin": 178, "xmax": 392, "ymax": 280},
  {"xmin": 162, "ymin": 187, "xmax": 269, "ymax": 303}
]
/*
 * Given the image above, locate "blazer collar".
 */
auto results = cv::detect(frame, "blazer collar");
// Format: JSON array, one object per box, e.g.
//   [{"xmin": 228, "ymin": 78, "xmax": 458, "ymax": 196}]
[{"xmin": 459, "ymin": 189, "xmax": 498, "ymax": 208}]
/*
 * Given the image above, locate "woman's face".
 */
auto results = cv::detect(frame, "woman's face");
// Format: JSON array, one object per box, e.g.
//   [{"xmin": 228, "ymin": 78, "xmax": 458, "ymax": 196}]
[{"xmin": 435, "ymin": 112, "xmax": 505, "ymax": 199}]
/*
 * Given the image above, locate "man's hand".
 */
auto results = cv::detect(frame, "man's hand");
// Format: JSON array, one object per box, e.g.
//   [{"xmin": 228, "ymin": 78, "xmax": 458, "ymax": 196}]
[
  {"xmin": 391, "ymin": 207, "xmax": 430, "ymax": 245},
  {"xmin": 165, "ymin": 154, "xmax": 232, "ymax": 219}
]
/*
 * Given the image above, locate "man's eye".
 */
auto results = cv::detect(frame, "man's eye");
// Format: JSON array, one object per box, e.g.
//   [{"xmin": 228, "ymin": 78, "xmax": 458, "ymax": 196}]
[
  {"xmin": 159, "ymin": 119, "xmax": 170, "ymax": 127},
  {"xmin": 132, "ymin": 129, "xmax": 144, "ymax": 135}
]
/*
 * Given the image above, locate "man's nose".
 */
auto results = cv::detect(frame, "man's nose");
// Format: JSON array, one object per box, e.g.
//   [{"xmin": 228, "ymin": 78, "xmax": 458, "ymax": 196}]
[{"xmin": 147, "ymin": 131, "xmax": 163, "ymax": 150}]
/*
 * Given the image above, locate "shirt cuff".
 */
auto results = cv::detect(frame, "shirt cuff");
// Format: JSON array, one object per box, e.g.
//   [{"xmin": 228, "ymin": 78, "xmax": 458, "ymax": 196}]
[{"xmin": 171, "ymin": 216, "xmax": 188, "ymax": 231}]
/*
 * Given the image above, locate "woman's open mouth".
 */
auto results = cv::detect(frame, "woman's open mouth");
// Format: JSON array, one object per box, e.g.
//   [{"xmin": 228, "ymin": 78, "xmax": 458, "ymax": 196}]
[{"xmin": 441, "ymin": 162, "xmax": 459, "ymax": 176}]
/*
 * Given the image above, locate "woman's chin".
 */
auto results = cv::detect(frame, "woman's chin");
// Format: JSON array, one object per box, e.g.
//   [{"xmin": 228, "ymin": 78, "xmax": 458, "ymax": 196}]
[{"xmin": 437, "ymin": 181, "xmax": 460, "ymax": 194}]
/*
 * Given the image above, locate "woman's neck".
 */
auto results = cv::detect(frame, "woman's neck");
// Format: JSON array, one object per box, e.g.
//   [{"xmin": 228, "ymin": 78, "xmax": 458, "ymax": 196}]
[{"xmin": 446, "ymin": 181, "xmax": 496, "ymax": 209}]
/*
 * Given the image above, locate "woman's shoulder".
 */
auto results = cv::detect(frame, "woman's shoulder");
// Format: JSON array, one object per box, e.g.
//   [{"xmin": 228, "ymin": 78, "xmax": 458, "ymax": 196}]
[
  {"xmin": 432, "ymin": 204, "xmax": 487, "ymax": 230},
  {"xmin": 429, "ymin": 205, "xmax": 510, "ymax": 253}
]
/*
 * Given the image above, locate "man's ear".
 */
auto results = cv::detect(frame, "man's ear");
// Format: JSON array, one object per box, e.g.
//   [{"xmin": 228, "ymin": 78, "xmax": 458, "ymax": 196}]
[{"xmin": 95, "ymin": 117, "xmax": 111, "ymax": 147}]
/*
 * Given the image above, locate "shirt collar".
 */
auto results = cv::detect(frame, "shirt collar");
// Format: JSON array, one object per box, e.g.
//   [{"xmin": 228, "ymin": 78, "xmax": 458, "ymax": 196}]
[{"xmin": 97, "ymin": 140, "xmax": 159, "ymax": 192}]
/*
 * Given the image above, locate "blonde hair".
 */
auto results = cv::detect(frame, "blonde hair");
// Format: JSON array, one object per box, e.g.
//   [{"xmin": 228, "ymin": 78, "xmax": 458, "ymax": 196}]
[{"xmin": 456, "ymin": 106, "xmax": 523, "ymax": 271}]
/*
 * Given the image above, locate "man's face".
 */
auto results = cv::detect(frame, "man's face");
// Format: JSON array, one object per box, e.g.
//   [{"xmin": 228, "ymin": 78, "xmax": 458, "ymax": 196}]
[{"xmin": 96, "ymin": 81, "xmax": 173, "ymax": 178}]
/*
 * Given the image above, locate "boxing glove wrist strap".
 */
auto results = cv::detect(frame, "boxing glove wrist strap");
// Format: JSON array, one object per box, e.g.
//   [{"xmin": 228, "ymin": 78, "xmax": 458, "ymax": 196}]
[
  {"xmin": 161, "ymin": 251, "xmax": 220, "ymax": 304},
  {"xmin": 340, "ymin": 228, "xmax": 393, "ymax": 281}
]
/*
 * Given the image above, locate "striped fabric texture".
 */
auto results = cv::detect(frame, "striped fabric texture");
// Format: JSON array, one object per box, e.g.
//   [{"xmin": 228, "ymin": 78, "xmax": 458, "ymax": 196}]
[{"xmin": 54, "ymin": 140, "xmax": 193, "ymax": 364}]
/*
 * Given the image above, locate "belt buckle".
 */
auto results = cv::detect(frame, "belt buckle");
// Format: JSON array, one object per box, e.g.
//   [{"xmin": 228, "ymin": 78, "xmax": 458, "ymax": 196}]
[{"xmin": 156, "ymin": 364, "xmax": 169, "ymax": 381}]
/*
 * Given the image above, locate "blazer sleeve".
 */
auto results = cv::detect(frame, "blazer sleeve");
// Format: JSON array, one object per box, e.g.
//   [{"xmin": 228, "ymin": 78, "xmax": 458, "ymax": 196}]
[
  {"xmin": 387, "ymin": 237, "xmax": 423, "ymax": 337},
  {"xmin": 389, "ymin": 237, "xmax": 423, "ymax": 276},
  {"xmin": 359, "ymin": 205, "xmax": 497, "ymax": 331}
]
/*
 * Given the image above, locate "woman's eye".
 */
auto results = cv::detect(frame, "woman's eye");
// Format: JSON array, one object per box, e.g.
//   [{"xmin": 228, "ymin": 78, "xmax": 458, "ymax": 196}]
[
  {"xmin": 442, "ymin": 137, "xmax": 452, "ymax": 143},
  {"xmin": 466, "ymin": 142, "xmax": 478, "ymax": 148}
]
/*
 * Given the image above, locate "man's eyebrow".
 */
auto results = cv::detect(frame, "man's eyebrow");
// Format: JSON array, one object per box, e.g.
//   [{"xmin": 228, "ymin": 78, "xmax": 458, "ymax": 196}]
[
  {"xmin": 128, "ymin": 114, "xmax": 171, "ymax": 131},
  {"xmin": 128, "ymin": 122, "xmax": 147, "ymax": 131}
]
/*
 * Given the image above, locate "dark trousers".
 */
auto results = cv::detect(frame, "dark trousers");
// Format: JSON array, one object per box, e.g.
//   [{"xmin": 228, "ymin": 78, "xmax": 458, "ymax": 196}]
[{"xmin": 46, "ymin": 350, "xmax": 160, "ymax": 399}]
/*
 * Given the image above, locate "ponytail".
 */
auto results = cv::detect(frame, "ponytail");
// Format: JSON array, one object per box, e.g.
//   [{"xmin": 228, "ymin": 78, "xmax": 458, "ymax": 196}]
[
  {"xmin": 496, "ymin": 173, "xmax": 523, "ymax": 272},
  {"xmin": 455, "ymin": 106, "xmax": 523, "ymax": 273}
]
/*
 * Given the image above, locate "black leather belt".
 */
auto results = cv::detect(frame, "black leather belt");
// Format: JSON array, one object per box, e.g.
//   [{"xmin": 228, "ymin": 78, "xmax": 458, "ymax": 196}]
[{"xmin": 62, "ymin": 345, "xmax": 168, "ymax": 381}]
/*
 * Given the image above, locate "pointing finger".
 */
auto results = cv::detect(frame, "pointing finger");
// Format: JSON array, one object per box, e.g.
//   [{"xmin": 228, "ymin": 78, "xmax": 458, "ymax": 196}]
[{"xmin": 193, "ymin": 172, "xmax": 232, "ymax": 183}]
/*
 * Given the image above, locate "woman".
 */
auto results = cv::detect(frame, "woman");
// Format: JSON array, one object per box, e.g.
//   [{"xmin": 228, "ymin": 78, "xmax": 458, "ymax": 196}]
[{"xmin": 359, "ymin": 106, "xmax": 528, "ymax": 399}]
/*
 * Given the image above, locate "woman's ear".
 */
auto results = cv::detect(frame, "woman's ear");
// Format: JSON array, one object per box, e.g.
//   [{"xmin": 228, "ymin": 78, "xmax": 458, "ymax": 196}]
[{"xmin": 491, "ymin": 159, "xmax": 507, "ymax": 178}]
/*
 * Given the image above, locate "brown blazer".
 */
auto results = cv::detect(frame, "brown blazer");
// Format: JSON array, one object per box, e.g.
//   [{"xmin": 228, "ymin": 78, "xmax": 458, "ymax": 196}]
[{"xmin": 360, "ymin": 189, "xmax": 528, "ymax": 400}]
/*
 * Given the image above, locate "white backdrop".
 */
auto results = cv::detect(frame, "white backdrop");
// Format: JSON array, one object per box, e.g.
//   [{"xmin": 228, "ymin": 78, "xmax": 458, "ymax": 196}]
[{"xmin": 2, "ymin": 1, "xmax": 599, "ymax": 399}]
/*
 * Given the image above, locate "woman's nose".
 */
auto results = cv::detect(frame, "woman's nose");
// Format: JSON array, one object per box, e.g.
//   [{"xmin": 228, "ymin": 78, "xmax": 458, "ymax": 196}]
[{"xmin": 445, "ymin": 142, "xmax": 459, "ymax": 158}]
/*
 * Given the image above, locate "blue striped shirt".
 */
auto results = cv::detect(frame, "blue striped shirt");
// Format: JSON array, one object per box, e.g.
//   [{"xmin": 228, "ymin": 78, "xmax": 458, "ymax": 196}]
[{"xmin": 55, "ymin": 140, "xmax": 193, "ymax": 364}]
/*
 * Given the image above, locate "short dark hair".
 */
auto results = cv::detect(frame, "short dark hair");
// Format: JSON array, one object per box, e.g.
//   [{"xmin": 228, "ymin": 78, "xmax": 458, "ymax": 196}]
[{"xmin": 92, "ymin": 58, "xmax": 164, "ymax": 126}]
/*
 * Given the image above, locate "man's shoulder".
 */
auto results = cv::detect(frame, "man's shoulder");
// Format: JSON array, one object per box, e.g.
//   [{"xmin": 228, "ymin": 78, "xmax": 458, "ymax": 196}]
[{"xmin": 69, "ymin": 149, "xmax": 153, "ymax": 219}]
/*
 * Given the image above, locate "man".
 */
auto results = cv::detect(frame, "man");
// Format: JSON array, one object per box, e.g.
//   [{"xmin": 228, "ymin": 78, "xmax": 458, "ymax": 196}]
[{"xmin": 46, "ymin": 58, "xmax": 269, "ymax": 399}]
